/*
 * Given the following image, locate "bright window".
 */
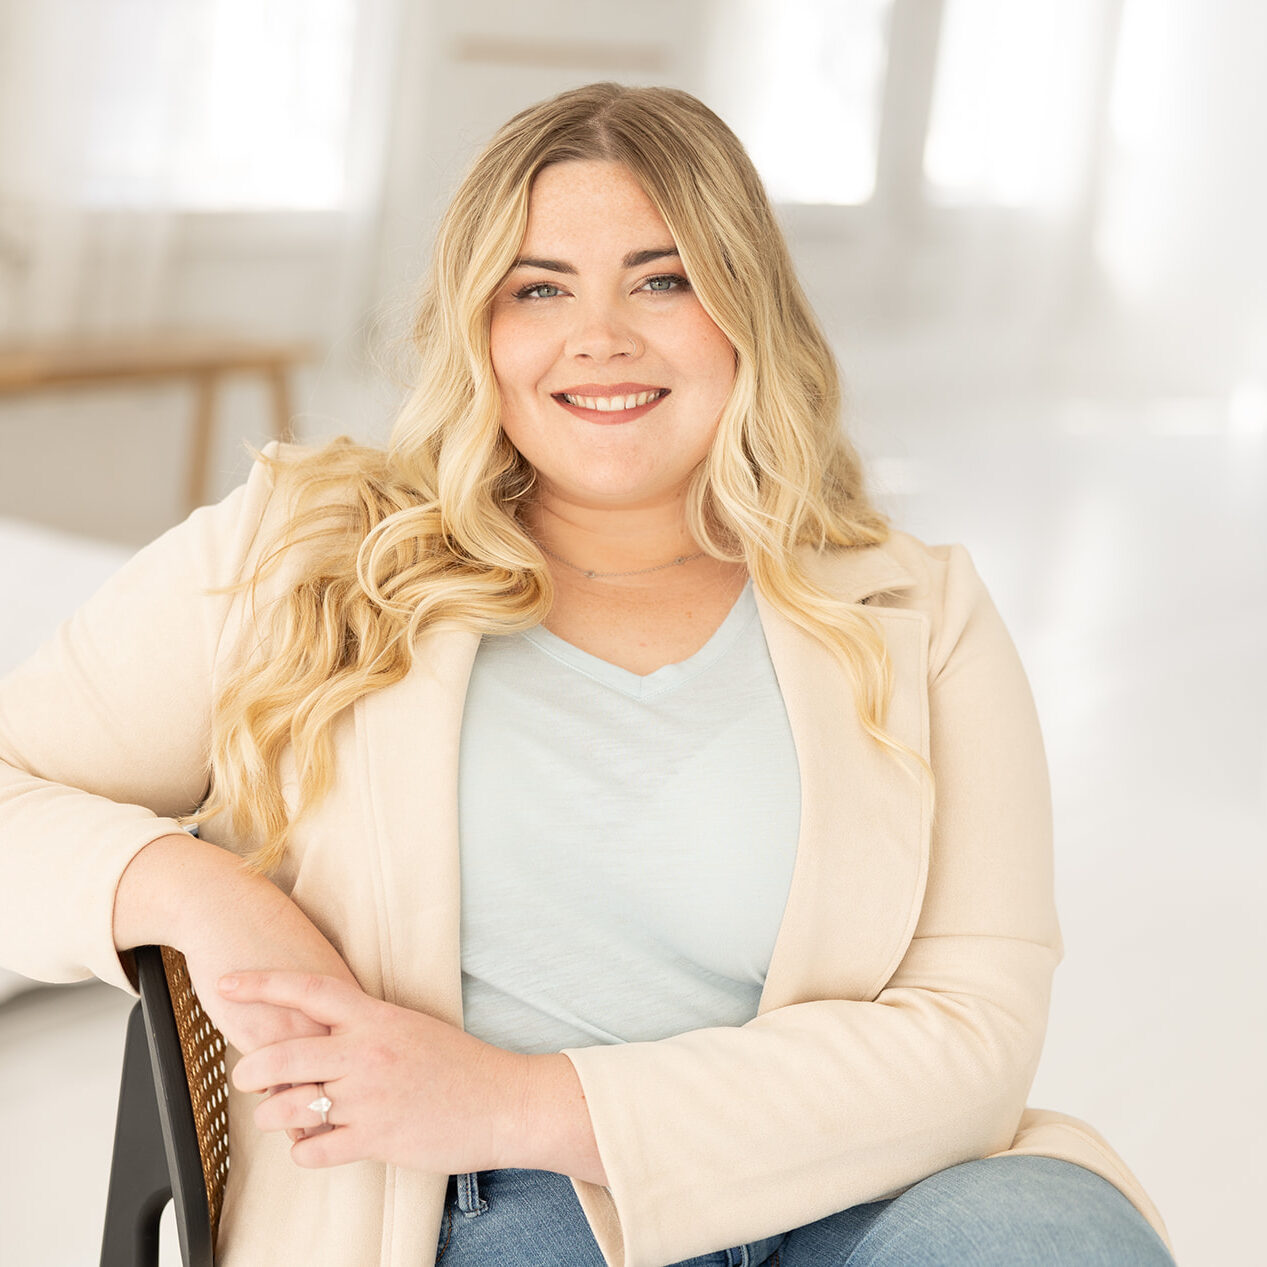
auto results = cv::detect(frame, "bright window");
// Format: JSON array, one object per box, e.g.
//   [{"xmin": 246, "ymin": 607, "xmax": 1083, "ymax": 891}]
[
  {"xmin": 923, "ymin": 0, "xmax": 1104, "ymax": 207},
  {"xmin": 709, "ymin": 0, "xmax": 894, "ymax": 206},
  {"xmin": 81, "ymin": 0, "xmax": 359, "ymax": 210}
]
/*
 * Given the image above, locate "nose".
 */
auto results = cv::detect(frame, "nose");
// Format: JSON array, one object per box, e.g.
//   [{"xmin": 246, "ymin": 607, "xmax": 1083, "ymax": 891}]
[{"xmin": 565, "ymin": 300, "xmax": 641, "ymax": 360}]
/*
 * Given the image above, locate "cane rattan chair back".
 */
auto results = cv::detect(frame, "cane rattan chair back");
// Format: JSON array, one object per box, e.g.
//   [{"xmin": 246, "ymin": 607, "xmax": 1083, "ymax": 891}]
[
  {"xmin": 100, "ymin": 944, "xmax": 230, "ymax": 1267},
  {"xmin": 161, "ymin": 945, "xmax": 231, "ymax": 1231}
]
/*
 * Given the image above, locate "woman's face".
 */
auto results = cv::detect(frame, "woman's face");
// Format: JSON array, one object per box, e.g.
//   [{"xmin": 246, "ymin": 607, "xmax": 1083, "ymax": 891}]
[{"xmin": 488, "ymin": 160, "xmax": 737, "ymax": 514}]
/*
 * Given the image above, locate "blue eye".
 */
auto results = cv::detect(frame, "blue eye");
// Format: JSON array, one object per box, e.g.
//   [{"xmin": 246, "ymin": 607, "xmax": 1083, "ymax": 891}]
[
  {"xmin": 642, "ymin": 274, "xmax": 689, "ymax": 293},
  {"xmin": 514, "ymin": 282, "xmax": 562, "ymax": 300}
]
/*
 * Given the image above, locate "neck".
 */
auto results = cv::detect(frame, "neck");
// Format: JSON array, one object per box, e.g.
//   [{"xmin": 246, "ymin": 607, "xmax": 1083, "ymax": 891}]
[{"xmin": 525, "ymin": 497, "xmax": 702, "ymax": 576}]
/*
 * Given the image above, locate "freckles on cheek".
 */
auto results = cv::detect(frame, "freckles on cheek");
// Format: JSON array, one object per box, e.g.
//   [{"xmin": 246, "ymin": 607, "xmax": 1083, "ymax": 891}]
[
  {"xmin": 487, "ymin": 320, "xmax": 509, "ymax": 382},
  {"xmin": 490, "ymin": 323, "xmax": 542, "ymax": 398},
  {"xmin": 488, "ymin": 304, "xmax": 522, "ymax": 374}
]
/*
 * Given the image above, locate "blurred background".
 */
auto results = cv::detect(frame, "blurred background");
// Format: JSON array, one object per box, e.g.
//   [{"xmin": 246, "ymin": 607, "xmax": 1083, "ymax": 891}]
[{"xmin": 0, "ymin": 1, "xmax": 1262, "ymax": 1263}]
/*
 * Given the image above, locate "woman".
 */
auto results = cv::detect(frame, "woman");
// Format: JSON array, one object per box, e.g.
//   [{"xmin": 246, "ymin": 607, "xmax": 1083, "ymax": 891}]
[{"xmin": 0, "ymin": 83, "xmax": 1174, "ymax": 1266}]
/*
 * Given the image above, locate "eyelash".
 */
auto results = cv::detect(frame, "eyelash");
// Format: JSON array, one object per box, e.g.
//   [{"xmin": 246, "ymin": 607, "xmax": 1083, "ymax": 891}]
[{"xmin": 511, "ymin": 273, "xmax": 691, "ymax": 301}]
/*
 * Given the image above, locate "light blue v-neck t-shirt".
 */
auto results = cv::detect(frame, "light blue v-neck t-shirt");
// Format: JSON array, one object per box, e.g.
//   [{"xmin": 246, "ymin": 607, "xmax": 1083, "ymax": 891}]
[{"xmin": 456, "ymin": 580, "xmax": 802, "ymax": 1054}]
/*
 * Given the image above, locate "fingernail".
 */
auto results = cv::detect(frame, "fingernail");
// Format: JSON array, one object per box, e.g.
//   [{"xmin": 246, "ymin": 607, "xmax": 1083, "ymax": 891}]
[{"xmin": 219, "ymin": 975, "xmax": 239, "ymax": 991}]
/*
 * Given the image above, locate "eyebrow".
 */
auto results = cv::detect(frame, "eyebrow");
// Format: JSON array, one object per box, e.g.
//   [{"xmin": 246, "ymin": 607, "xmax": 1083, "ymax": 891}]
[{"xmin": 510, "ymin": 247, "xmax": 681, "ymax": 274}]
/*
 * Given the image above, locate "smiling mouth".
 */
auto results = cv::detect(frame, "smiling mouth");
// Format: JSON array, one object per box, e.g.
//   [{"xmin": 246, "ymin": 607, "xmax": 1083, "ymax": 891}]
[{"xmin": 553, "ymin": 388, "xmax": 669, "ymax": 413}]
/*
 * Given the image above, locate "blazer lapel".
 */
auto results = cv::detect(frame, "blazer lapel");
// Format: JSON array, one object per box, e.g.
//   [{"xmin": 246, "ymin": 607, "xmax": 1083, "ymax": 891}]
[
  {"xmin": 755, "ymin": 545, "xmax": 932, "ymax": 1010},
  {"xmin": 356, "ymin": 625, "xmax": 480, "ymax": 1024}
]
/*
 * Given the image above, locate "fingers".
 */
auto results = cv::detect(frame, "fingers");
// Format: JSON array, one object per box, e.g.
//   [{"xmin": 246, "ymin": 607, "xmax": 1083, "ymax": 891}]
[
  {"xmin": 233, "ymin": 1035, "xmax": 348, "ymax": 1094},
  {"xmin": 289, "ymin": 1124, "xmax": 362, "ymax": 1169},
  {"xmin": 252, "ymin": 1082, "xmax": 361, "ymax": 1168},
  {"xmin": 218, "ymin": 970, "xmax": 360, "ymax": 1028},
  {"xmin": 254, "ymin": 1082, "xmax": 343, "ymax": 1133}
]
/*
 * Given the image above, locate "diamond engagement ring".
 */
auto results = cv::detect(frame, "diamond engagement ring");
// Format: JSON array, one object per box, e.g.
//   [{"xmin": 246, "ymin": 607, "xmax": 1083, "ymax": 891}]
[{"xmin": 307, "ymin": 1084, "xmax": 333, "ymax": 1125}]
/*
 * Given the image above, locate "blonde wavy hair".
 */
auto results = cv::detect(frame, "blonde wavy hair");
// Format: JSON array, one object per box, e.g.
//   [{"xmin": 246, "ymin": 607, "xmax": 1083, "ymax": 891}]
[{"xmin": 195, "ymin": 81, "xmax": 913, "ymax": 873}]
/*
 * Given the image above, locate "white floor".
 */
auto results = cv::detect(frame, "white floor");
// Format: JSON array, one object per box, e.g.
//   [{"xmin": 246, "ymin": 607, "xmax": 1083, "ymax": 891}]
[
  {"xmin": 0, "ymin": 980, "xmax": 182, "ymax": 1267},
  {"xmin": 0, "ymin": 388, "xmax": 1263, "ymax": 1265}
]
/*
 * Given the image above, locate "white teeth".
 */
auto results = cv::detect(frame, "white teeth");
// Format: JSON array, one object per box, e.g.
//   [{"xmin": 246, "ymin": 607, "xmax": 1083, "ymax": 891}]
[{"xmin": 561, "ymin": 389, "xmax": 665, "ymax": 411}]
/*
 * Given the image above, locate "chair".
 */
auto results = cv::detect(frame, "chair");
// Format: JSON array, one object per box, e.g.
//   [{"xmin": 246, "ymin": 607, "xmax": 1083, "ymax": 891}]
[{"xmin": 100, "ymin": 944, "xmax": 230, "ymax": 1267}]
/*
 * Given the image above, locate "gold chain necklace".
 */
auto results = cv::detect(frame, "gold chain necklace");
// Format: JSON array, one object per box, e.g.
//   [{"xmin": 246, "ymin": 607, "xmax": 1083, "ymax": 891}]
[{"xmin": 536, "ymin": 541, "xmax": 707, "ymax": 580}]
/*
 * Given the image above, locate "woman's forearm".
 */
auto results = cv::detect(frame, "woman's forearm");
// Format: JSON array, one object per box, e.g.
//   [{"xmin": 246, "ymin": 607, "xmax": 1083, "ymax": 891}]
[
  {"xmin": 113, "ymin": 831, "xmax": 359, "ymax": 1057},
  {"xmin": 507, "ymin": 1052, "xmax": 609, "ymax": 1188},
  {"xmin": 112, "ymin": 830, "xmax": 267, "ymax": 953},
  {"xmin": 112, "ymin": 830, "xmax": 356, "ymax": 984}
]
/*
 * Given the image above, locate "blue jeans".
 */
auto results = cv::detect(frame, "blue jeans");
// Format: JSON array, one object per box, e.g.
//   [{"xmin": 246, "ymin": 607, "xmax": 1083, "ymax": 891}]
[{"xmin": 434, "ymin": 1155, "xmax": 1175, "ymax": 1266}]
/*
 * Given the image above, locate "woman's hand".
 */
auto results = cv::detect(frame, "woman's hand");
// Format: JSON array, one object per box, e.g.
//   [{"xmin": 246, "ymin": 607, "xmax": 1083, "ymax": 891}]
[
  {"xmin": 179, "ymin": 891, "xmax": 358, "ymax": 1058},
  {"xmin": 221, "ymin": 971, "xmax": 531, "ymax": 1175},
  {"xmin": 114, "ymin": 832, "xmax": 358, "ymax": 1059}
]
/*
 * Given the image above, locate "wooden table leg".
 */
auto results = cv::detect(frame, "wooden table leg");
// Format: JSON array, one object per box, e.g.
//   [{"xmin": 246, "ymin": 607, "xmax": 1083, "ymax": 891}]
[
  {"xmin": 265, "ymin": 365, "xmax": 295, "ymax": 446},
  {"xmin": 187, "ymin": 372, "xmax": 218, "ymax": 515}
]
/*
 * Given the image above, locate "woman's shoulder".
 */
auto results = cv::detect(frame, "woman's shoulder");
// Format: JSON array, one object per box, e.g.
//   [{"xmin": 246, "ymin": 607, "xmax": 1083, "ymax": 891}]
[
  {"xmin": 170, "ymin": 437, "xmax": 395, "ymax": 612},
  {"xmin": 803, "ymin": 531, "xmax": 1021, "ymax": 677},
  {"xmin": 243, "ymin": 436, "xmax": 395, "ymax": 541},
  {"xmin": 800, "ymin": 529, "xmax": 981, "ymax": 611},
  {"xmin": 213, "ymin": 438, "xmax": 363, "ymax": 528},
  {"xmin": 250, "ymin": 436, "xmax": 389, "ymax": 506}
]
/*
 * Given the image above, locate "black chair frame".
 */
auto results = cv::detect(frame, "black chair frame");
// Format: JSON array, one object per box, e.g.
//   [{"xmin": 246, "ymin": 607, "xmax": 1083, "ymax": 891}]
[{"xmin": 100, "ymin": 943, "xmax": 215, "ymax": 1267}]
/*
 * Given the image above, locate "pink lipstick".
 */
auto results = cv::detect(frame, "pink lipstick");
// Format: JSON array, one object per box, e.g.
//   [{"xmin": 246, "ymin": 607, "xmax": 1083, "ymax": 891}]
[{"xmin": 551, "ymin": 384, "xmax": 670, "ymax": 424}]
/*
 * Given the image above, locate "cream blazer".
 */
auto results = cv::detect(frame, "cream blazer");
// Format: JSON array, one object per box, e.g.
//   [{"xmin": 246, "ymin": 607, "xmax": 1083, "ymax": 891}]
[{"xmin": 0, "ymin": 447, "xmax": 1172, "ymax": 1266}]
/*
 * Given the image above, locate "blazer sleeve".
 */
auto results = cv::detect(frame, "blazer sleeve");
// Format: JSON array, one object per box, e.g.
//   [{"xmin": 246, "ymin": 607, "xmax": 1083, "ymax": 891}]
[
  {"xmin": 0, "ymin": 451, "xmax": 281, "ymax": 992},
  {"xmin": 560, "ymin": 545, "xmax": 1062, "ymax": 1267}
]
